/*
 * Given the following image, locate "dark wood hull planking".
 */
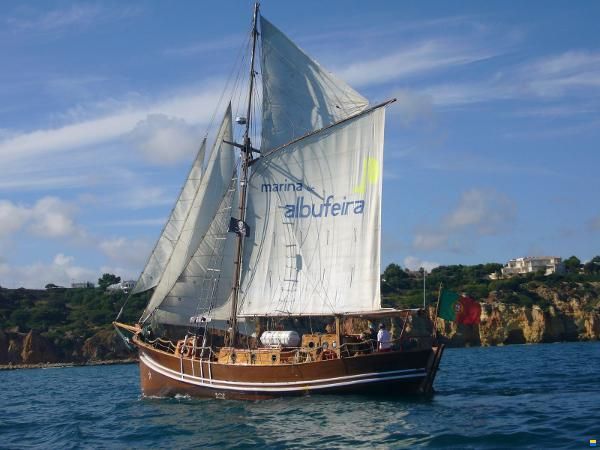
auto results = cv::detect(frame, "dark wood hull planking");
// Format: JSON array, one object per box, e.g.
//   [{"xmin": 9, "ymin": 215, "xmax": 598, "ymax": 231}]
[{"xmin": 134, "ymin": 336, "xmax": 442, "ymax": 400}]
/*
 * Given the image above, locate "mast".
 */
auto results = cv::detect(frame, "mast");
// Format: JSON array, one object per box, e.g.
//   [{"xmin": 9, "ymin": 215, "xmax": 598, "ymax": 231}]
[{"xmin": 227, "ymin": 1, "xmax": 259, "ymax": 346}]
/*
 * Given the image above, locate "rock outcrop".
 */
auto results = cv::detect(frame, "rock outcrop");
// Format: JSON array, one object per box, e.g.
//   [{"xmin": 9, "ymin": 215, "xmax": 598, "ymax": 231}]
[
  {"xmin": 0, "ymin": 328, "xmax": 134, "ymax": 367},
  {"xmin": 81, "ymin": 328, "xmax": 131, "ymax": 361},
  {"xmin": 20, "ymin": 330, "xmax": 60, "ymax": 364},
  {"xmin": 436, "ymin": 282, "xmax": 600, "ymax": 346}
]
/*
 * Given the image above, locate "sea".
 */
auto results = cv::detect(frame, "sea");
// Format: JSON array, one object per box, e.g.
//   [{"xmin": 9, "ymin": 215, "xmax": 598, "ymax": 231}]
[{"xmin": 1, "ymin": 341, "xmax": 598, "ymax": 449}]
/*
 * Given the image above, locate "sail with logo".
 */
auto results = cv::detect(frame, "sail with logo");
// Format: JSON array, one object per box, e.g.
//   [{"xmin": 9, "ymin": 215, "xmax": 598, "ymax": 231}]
[
  {"xmin": 239, "ymin": 16, "xmax": 387, "ymax": 317},
  {"xmin": 115, "ymin": 4, "xmax": 444, "ymax": 401}
]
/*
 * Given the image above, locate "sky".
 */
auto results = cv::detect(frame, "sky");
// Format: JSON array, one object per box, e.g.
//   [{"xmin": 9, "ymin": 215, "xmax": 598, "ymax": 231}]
[{"xmin": 1, "ymin": 0, "xmax": 599, "ymax": 288}]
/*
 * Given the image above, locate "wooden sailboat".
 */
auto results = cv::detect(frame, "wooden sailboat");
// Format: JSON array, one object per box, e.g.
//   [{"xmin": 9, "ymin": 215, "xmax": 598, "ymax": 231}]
[{"xmin": 115, "ymin": 3, "xmax": 444, "ymax": 400}]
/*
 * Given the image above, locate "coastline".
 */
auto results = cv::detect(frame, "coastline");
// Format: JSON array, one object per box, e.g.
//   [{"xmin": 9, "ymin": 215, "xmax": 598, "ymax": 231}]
[{"xmin": 0, "ymin": 358, "xmax": 138, "ymax": 371}]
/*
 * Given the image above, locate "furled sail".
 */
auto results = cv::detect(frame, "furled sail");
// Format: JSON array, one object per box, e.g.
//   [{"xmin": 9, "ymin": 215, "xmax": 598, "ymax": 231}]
[
  {"xmin": 131, "ymin": 139, "xmax": 207, "ymax": 295},
  {"xmin": 260, "ymin": 16, "xmax": 369, "ymax": 152},
  {"xmin": 238, "ymin": 106, "xmax": 386, "ymax": 316},
  {"xmin": 140, "ymin": 104, "xmax": 235, "ymax": 323},
  {"xmin": 152, "ymin": 174, "xmax": 238, "ymax": 326}
]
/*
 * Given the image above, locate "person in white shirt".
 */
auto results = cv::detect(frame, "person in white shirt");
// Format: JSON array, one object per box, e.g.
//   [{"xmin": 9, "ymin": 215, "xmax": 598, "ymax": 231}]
[{"xmin": 377, "ymin": 323, "xmax": 392, "ymax": 351}]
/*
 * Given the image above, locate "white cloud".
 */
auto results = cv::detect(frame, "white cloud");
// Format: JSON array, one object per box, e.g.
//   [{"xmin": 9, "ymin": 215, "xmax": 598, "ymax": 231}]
[
  {"xmin": 101, "ymin": 218, "xmax": 166, "ymax": 227},
  {"xmin": 339, "ymin": 39, "xmax": 493, "ymax": 87},
  {"xmin": 0, "ymin": 82, "xmax": 224, "ymax": 170},
  {"xmin": 5, "ymin": 4, "xmax": 102, "ymax": 31},
  {"xmin": 164, "ymin": 34, "xmax": 243, "ymax": 57},
  {"xmin": 0, "ymin": 200, "xmax": 30, "ymax": 239},
  {"xmin": 403, "ymin": 256, "xmax": 439, "ymax": 272},
  {"xmin": 413, "ymin": 231, "xmax": 449, "ymax": 251},
  {"xmin": 98, "ymin": 237, "xmax": 151, "ymax": 267},
  {"xmin": 4, "ymin": 4, "xmax": 141, "ymax": 33},
  {"xmin": 523, "ymin": 51, "xmax": 600, "ymax": 97},
  {"xmin": 443, "ymin": 188, "xmax": 516, "ymax": 235},
  {"xmin": 28, "ymin": 197, "xmax": 82, "ymax": 238},
  {"xmin": 588, "ymin": 215, "xmax": 600, "ymax": 232},
  {"xmin": 0, "ymin": 196, "xmax": 84, "ymax": 240},
  {"xmin": 391, "ymin": 90, "xmax": 435, "ymax": 125},
  {"xmin": 417, "ymin": 50, "xmax": 600, "ymax": 108},
  {"xmin": 0, "ymin": 253, "xmax": 98, "ymax": 289},
  {"xmin": 129, "ymin": 114, "xmax": 202, "ymax": 165},
  {"xmin": 411, "ymin": 189, "xmax": 516, "ymax": 252},
  {"xmin": 120, "ymin": 186, "xmax": 174, "ymax": 209}
]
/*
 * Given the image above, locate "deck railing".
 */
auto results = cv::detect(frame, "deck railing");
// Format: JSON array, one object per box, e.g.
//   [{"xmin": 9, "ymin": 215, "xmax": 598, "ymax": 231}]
[{"xmin": 142, "ymin": 333, "xmax": 433, "ymax": 364}]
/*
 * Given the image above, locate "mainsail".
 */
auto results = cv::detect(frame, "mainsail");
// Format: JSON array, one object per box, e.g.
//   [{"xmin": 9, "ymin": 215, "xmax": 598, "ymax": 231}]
[
  {"xmin": 140, "ymin": 105, "xmax": 235, "ymax": 323},
  {"xmin": 131, "ymin": 138, "xmax": 207, "ymax": 295},
  {"xmin": 238, "ymin": 106, "xmax": 386, "ymax": 316},
  {"xmin": 260, "ymin": 16, "xmax": 369, "ymax": 152}
]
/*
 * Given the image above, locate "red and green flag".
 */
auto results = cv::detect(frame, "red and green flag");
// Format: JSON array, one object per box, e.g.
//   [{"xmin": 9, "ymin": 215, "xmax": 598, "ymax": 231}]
[{"xmin": 438, "ymin": 289, "xmax": 481, "ymax": 325}]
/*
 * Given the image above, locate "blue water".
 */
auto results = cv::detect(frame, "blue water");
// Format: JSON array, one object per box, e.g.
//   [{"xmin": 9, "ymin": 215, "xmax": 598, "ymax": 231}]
[{"xmin": 1, "ymin": 342, "xmax": 599, "ymax": 449}]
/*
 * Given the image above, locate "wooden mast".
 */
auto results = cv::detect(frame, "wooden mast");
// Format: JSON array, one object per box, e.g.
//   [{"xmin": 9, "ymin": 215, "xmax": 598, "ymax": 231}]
[{"xmin": 227, "ymin": 2, "xmax": 260, "ymax": 347}]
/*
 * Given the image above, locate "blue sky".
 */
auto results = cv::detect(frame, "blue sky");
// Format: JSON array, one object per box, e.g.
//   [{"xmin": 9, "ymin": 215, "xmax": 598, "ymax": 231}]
[{"xmin": 1, "ymin": 0, "xmax": 599, "ymax": 288}]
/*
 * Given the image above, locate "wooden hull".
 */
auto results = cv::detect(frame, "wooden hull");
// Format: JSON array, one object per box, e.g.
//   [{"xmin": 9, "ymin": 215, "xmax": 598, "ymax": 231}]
[{"xmin": 134, "ymin": 336, "xmax": 443, "ymax": 400}]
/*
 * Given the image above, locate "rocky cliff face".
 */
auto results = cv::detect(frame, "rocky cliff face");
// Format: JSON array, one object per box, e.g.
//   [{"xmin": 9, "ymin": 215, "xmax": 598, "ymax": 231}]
[
  {"xmin": 436, "ymin": 282, "xmax": 600, "ymax": 347},
  {"xmin": 21, "ymin": 330, "xmax": 60, "ymax": 364},
  {"xmin": 0, "ymin": 328, "xmax": 133, "ymax": 366},
  {"xmin": 81, "ymin": 329, "xmax": 131, "ymax": 361},
  {"xmin": 1, "ymin": 283, "xmax": 598, "ymax": 366}
]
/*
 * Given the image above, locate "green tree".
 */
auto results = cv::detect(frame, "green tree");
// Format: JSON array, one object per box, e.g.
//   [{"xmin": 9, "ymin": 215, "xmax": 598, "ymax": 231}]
[
  {"xmin": 98, "ymin": 273, "xmax": 121, "ymax": 290},
  {"xmin": 584, "ymin": 256, "xmax": 600, "ymax": 275},
  {"xmin": 381, "ymin": 263, "xmax": 410, "ymax": 293},
  {"xmin": 564, "ymin": 256, "xmax": 581, "ymax": 274}
]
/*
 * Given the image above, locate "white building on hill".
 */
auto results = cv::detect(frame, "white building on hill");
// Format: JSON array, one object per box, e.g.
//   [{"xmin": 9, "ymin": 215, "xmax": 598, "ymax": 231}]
[
  {"xmin": 106, "ymin": 280, "xmax": 136, "ymax": 292},
  {"xmin": 491, "ymin": 256, "xmax": 564, "ymax": 279}
]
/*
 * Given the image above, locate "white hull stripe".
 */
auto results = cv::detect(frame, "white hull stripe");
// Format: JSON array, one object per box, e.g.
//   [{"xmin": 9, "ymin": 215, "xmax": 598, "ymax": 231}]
[{"xmin": 140, "ymin": 353, "xmax": 426, "ymax": 393}]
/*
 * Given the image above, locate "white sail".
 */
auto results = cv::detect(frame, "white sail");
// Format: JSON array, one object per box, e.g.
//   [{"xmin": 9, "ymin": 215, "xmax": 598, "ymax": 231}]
[
  {"xmin": 131, "ymin": 139, "xmax": 207, "ymax": 295},
  {"xmin": 260, "ymin": 16, "xmax": 369, "ymax": 152},
  {"xmin": 141, "ymin": 105, "xmax": 235, "ymax": 323},
  {"xmin": 239, "ymin": 107, "xmax": 386, "ymax": 316},
  {"xmin": 152, "ymin": 175, "xmax": 238, "ymax": 326}
]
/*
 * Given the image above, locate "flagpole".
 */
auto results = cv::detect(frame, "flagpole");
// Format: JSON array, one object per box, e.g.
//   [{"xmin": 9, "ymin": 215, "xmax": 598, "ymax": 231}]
[{"xmin": 432, "ymin": 282, "xmax": 443, "ymax": 341}]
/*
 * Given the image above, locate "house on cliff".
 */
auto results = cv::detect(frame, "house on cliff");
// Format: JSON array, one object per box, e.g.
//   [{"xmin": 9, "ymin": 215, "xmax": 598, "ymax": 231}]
[{"xmin": 490, "ymin": 256, "xmax": 565, "ymax": 279}]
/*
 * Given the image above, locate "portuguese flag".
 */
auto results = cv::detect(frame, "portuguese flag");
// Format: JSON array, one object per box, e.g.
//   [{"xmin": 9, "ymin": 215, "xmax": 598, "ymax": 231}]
[{"xmin": 438, "ymin": 289, "xmax": 481, "ymax": 325}]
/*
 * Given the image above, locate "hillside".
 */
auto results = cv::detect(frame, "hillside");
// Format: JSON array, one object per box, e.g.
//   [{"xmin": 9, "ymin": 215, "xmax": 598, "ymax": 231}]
[
  {"xmin": 0, "ymin": 286, "xmax": 148, "ymax": 367},
  {"xmin": 382, "ymin": 262, "xmax": 600, "ymax": 346},
  {"xmin": 1, "ymin": 261, "xmax": 599, "ymax": 367}
]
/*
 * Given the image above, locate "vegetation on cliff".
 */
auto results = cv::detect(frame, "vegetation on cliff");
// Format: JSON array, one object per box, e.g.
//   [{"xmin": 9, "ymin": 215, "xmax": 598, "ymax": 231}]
[
  {"xmin": 0, "ymin": 283, "xmax": 148, "ymax": 366},
  {"xmin": 381, "ymin": 258, "xmax": 600, "ymax": 312},
  {"xmin": 1, "ymin": 256, "xmax": 599, "ymax": 365}
]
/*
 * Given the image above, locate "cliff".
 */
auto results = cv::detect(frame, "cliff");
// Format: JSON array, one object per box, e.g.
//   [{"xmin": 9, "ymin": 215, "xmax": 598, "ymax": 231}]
[
  {"xmin": 435, "ymin": 282, "xmax": 600, "ymax": 347},
  {"xmin": 0, "ymin": 280, "xmax": 598, "ymax": 367},
  {"xmin": 0, "ymin": 327, "xmax": 133, "ymax": 367}
]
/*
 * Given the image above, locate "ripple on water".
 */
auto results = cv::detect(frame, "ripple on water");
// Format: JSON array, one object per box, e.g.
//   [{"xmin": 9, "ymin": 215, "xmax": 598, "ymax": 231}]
[{"xmin": 1, "ymin": 341, "xmax": 599, "ymax": 449}]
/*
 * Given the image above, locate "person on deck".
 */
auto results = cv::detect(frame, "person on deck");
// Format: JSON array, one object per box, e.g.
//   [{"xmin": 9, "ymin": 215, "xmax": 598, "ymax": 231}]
[
  {"xmin": 368, "ymin": 325, "xmax": 377, "ymax": 343},
  {"xmin": 377, "ymin": 323, "xmax": 391, "ymax": 352},
  {"xmin": 369, "ymin": 325, "xmax": 379, "ymax": 349}
]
